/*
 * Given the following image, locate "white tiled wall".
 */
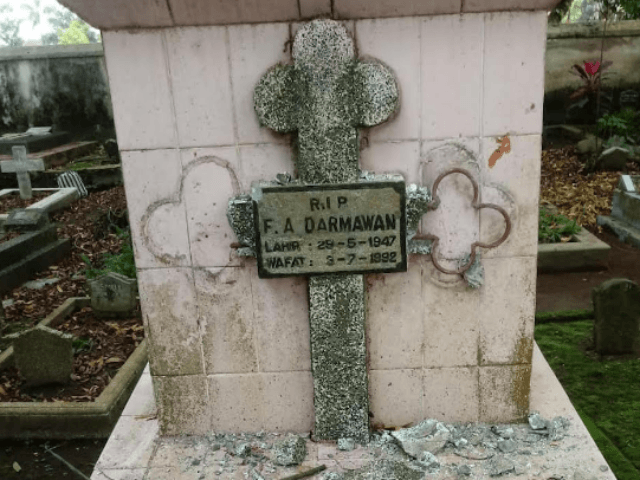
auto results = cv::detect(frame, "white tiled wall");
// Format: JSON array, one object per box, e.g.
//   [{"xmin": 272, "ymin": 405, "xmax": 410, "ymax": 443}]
[{"xmin": 105, "ymin": 10, "xmax": 547, "ymax": 432}]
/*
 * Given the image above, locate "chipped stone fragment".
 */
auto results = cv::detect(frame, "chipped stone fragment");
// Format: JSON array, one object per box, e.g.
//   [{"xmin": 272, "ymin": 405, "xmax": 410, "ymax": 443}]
[
  {"xmin": 390, "ymin": 419, "xmax": 451, "ymax": 457},
  {"xmin": 454, "ymin": 438, "xmax": 469, "ymax": 449},
  {"xmin": 491, "ymin": 426, "xmax": 514, "ymax": 439},
  {"xmin": 416, "ymin": 451, "xmax": 440, "ymax": 470},
  {"xmin": 528, "ymin": 412, "xmax": 547, "ymax": 430},
  {"xmin": 236, "ymin": 443, "xmax": 251, "ymax": 457},
  {"xmin": 342, "ymin": 460, "xmax": 423, "ymax": 480},
  {"xmin": 489, "ymin": 456, "xmax": 516, "ymax": 477},
  {"xmin": 458, "ymin": 465, "xmax": 472, "ymax": 476},
  {"xmin": 338, "ymin": 438, "xmax": 356, "ymax": 452},
  {"xmin": 272, "ymin": 434, "xmax": 307, "ymax": 466},
  {"xmin": 497, "ymin": 439, "xmax": 517, "ymax": 454}
]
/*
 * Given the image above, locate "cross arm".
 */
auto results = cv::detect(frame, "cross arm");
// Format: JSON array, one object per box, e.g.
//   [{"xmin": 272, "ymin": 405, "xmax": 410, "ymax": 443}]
[
  {"xmin": 353, "ymin": 61, "xmax": 399, "ymax": 127},
  {"xmin": 254, "ymin": 64, "xmax": 299, "ymax": 133},
  {"xmin": 0, "ymin": 159, "xmax": 45, "ymax": 173}
]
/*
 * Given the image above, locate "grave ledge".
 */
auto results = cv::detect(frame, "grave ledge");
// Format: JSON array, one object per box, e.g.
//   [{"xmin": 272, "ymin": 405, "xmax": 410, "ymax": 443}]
[
  {"xmin": 0, "ymin": 188, "xmax": 79, "ymax": 224},
  {"xmin": 537, "ymin": 228, "xmax": 611, "ymax": 273},
  {"xmin": 59, "ymin": 0, "xmax": 561, "ymax": 30},
  {"xmin": 0, "ymin": 297, "xmax": 148, "ymax": 439},
  {"xmin": 89, "ymin": 344, "xmax": 614, "ymax": 480}
]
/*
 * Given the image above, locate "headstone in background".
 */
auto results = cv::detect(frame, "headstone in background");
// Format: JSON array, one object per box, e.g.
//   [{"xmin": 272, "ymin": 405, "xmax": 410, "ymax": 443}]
[
  {"xmin": 89, "ymin": 272, "xmax": 137, "ymax": 318},
  {"xmin": 9, "ymin": 325, "xmax": 73, "ymax": 386},
  {"xmin": 4, "ymin": 209, "xmax": 49, "ymax": 233},
  {"xmin": 592, "ymin": 278, "xmax": 640, "ymax": 355},
  {"xmin": 620, "ymin": 90, "xmax": 640, "ymax": 110},
  {"xmin": 0, "ymin": 146, "xmax": 45, "ymax": 199},
  {"xmin": 597, "ymin": 147, "xmax": 629, "ymax": 171}
]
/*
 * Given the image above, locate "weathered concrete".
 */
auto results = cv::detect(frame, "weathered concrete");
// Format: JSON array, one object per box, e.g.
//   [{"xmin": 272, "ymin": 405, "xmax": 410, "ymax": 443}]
[
  {"xmin": 89, "ymin": 272, "xmax": 137, "ymax": 318},
  {"xmin": 592, "ymin": 278, "xmax": 640, "ymax": 355},
  {"xmin": 612, "ymin": 189, "xmax": 640, "ymax": 231},
  {"xmin": 597, "ymin": 215, "xmax": 640, "ymax": 250},
  {"xmin": 0, "ymin": 297, "xmax": 148, "ymax": 439},
  {"xmin": 9, "ymin": 326, "xmax": 74, "ymax": 386},
  {"xmin": 537, "ymin": 228, "xmax": 610, "ymax": 272},
  {"xmin": 0, "ymin": 234, "xmax": 71, "ymax": 294},
  {"xmin": 0, "ymin": 188, "xmax": 79, "ymax": 224},
  {"xmin": 0, "ymin": 44, "xmax": 113, "ymax": 133},
  {"xmin": 87, "ymin": 343, "xmax": 616, "ymax": 480}
]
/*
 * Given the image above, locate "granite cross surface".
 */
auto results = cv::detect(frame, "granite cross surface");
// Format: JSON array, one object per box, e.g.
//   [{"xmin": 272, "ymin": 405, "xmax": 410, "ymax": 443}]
[
  {"xmin": 252, "ymin": 20, "xmax": 399, "ymax": 442},
  {"xmin": 0, "ymin": 146, "xmax": 45, "ymax": 199}
]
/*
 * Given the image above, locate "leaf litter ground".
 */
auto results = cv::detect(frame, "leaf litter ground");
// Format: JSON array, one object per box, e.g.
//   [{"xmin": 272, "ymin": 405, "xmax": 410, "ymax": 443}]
[{"xmin": 0, "ymin": 186, "xmax": 139, "ymax": 403}]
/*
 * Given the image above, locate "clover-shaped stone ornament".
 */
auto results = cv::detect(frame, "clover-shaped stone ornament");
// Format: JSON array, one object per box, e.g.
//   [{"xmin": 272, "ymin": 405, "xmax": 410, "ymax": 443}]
[{"xmin": 424, "ymin": 168, "xmax": 512, "ymax": 276}]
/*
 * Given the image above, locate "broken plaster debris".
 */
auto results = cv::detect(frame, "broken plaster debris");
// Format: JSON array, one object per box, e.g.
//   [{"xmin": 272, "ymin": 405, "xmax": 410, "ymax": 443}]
[{"xmin": 140, "ymin": 413, "xmax": 590, "ymax": 479}]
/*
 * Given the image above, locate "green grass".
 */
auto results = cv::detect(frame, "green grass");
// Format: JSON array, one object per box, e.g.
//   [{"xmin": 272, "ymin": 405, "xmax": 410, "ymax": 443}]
[
  {"xmin": 535, "ymin": 320, "xmax": 640, "ymax": 480},
  {"xmin": 535, "ymin": 308, "xmax": 593, "ymax": 324}
]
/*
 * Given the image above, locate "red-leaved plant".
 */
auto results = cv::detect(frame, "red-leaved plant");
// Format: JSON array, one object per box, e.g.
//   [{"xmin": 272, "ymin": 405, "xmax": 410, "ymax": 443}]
[{"xmin": 569, "ymin": 60, "xmax": 613, "ymax": 100}]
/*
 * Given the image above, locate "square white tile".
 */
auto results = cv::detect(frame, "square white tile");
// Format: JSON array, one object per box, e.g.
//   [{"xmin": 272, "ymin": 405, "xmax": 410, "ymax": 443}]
[
  {"xmin": 121, "ymin": 150, "xmax": 191, "ymax": 269},
  {"xmin": 421, "ymin": 14, "xmax": 484, "ymax": 140},
  {"xmin": 165, "ymin": 27, "xmax": 235, "ymax": 148},
  {"xmin": 103, "ymin": 31, "xmax": 177, "ymax": 150},
  {"xmin": 228, "ymin": 23, "xmax": 292, "ymax": 144},
  {"xmin": 356, "ymin": 18, "xmax": 421, "ymax": 142},
  {"xmin": 482, "ymin": 11, "xmax": 547, "ymax": 136}
]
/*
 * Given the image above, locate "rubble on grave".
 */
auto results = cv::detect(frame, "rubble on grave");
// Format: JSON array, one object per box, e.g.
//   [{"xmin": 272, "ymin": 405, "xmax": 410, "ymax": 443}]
[{"xmin": 145, "ymin": 412, "xmax": 587, "ymax": 479}]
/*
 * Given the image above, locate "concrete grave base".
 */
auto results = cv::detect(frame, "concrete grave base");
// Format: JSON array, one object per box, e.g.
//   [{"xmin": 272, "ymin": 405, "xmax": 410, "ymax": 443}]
[
  {"xmin": 89, "ymin": 344, "xmax": 614, "ymax": 480},
  {"xmin": 0, "ymin": 297, "xmax": 148, "ymax": 439},
  {"xmin": 597, "ymin": 215, "xmax": 640, "ymax": 249},
  {"xmin": 537, "ymin": 229, "xmax": 611, "ymax": 272},
  {"xmin": 0, "ymin": 141, "xmax": 97, "ymax": 170},
  {"xmin": 0, "ymin": 187, "xmax": 79, "ymax": 223}
]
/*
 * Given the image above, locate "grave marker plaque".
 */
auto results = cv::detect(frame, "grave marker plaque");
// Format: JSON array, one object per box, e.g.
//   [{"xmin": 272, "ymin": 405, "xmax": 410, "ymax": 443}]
[{"xmin": 253, "ymin": 180, "xmax": 407, "ymax": 278}]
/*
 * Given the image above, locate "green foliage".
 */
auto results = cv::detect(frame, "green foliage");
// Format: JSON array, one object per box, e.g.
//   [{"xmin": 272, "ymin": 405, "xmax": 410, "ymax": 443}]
[
  {"xmin": 58, "ymin": 19, "xmax": 91, "ymax": 45},
  {"xmin": 536, "ymin": 320, "xmax": 640, "ymax": 478},
  {"xmin": 81, "ymin": 228, "xmax": 137, "ymax": 280},
  {"xmin": 72, "ymin": 337, "xmax": 94, "ymax": 355},
  {"xmin": 535, "ymin": 308, "xmax": 594, "ymax": 324},
  {"xmin": 41, "ymin": 4, "xmax": 100, "ymax": 45},
  {"xmin": 598, "ymin": 108, "xmax": 640, "ymax": 139},
  {"xmin": 0, "ymin": 4, "xmax": 24, "ymax": 48},
  {"xmin": 539, "ymin": 207, "xmax": 581, "ymax": 243}
]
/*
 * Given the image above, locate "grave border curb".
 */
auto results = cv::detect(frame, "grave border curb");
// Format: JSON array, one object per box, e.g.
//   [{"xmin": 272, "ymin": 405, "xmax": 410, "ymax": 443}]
[
  {"xmin": 0, "ymin": 297, "xmax": 148, "ymax": 439},
  {"xmin": 538, "ymin": 228, "xmax": 611, "ymax": 272},
  {"xmin": 0, "ymin": 188, "xmax": 79, "ymax": 224}
]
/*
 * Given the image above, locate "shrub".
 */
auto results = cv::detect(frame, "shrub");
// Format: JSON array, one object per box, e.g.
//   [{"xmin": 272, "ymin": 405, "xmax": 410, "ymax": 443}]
[
  {"xmin": 81, "ymin": 227, "xmax": 136, "ymax": 279},
  {"xmin": 539, "ymin": 207, "xmax": 581, "ymax": 244}
]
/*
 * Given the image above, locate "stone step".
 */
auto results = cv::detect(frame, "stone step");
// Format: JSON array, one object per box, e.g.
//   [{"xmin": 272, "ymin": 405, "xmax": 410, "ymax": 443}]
[
  {"xmin": 0, "ymin": 225, "xmax": 59, "ymax": 267},
  {"xmin": 0, "ymin": 238, "xmax": 71, "ymax": 294}
]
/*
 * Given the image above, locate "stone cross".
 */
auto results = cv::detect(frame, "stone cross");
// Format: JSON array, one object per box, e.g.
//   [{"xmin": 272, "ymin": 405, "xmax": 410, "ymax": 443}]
[
  {"xmin": 253, "ymin": 20, "xmax": 399, "ymax": 442},
  {"xmin": 0, "ymin": 146, "xmax": 45, "ymax": 199}
]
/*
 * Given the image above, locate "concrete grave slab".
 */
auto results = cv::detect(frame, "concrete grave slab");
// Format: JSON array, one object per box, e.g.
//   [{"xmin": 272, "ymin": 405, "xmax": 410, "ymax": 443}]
[
  {"xmin": 88, "ymin": 344, "xmax": 615, "ymax": 480},
  {"xmin": 0, "ymin": 298, "xmax": 148, "ymax": 439},
  {"xmin": 0, "ymin": 131, "xmax": 71, "ymax": 155},
  {"xmin": 0, "ymin": 141, "xmax": 98, "ymax": 170},
  {"xmin": 0, "ymin": 187, "xmax": 79, "ymax": 224},
  {"xmin": 4, "ymin": 209, "xmax": 49, "ymax": 232},
  {"xmin": 537, "ymin": 228, "xmax": 611, "ymax": 272}
]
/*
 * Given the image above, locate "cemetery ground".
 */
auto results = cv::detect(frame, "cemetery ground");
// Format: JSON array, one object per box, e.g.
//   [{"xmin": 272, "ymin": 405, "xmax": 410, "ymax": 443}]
[
  {"xmin": 0, "ymin": 149, "xmax": 639, "ymax": 478},
  {"xmin": 0, "ymin": 186, "xmax": 134, "ymax": 479}
]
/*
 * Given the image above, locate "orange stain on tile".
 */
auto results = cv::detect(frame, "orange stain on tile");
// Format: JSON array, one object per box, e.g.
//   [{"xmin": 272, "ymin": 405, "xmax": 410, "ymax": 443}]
[{"xmin": 488, "ymin": 135, "xmax": 511, "ymax": 168}]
